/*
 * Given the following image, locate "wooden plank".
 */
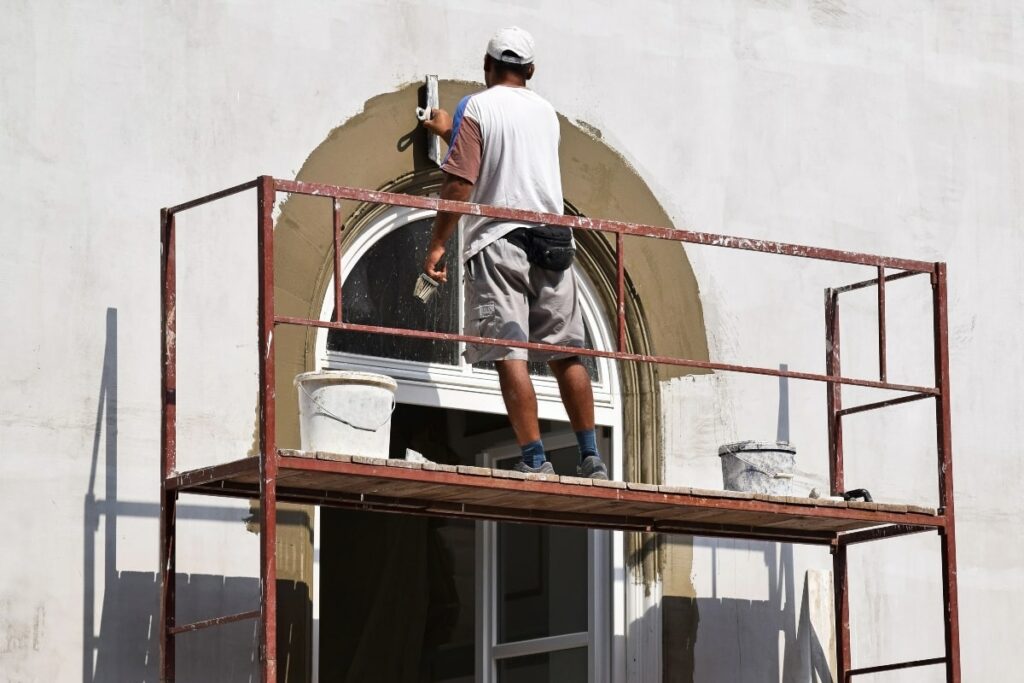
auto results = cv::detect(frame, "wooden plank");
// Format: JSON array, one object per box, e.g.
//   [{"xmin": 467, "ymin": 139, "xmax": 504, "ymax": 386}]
[{"xmin": 200, "ymin": 454, "xmax": 947, "ymax": 538}]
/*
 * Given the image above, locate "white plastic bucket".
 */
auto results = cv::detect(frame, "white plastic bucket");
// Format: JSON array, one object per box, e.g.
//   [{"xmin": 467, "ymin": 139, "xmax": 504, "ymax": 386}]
[
  {"xmin": 718, "ymin": 441, "xmax": 796, "ymax": 495},
  {"xmin": 294, "ymin": 371, "xmax": 397, "ymax": 459}
]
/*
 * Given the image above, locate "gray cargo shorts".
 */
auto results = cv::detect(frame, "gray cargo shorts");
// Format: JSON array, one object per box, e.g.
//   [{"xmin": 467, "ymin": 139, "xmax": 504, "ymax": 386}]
[{"xmin": 463, "ymin": 237, "xmax": 586, "ymax": 364}]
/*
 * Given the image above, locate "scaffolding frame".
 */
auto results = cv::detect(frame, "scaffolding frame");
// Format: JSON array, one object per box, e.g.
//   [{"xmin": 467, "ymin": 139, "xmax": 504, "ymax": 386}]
[{"xmin": 159, "ymin": 176, "xmax": 960, "ymax": 682}]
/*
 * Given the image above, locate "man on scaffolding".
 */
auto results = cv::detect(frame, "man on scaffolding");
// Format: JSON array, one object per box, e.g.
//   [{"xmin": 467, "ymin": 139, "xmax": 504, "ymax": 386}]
[{"xmin": 421, "ymin": 27, "xmax": 609, "ymax": 479}]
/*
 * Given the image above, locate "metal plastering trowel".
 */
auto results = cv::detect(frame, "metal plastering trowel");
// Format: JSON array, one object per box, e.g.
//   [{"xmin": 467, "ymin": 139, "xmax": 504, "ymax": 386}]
[
  {"xmin": 415, "ymin": 74, "xmax": 442, "ymax": 166},
  {"xmin": 413, "ymin": 75, "xmax": 443, "ymax": 304}
]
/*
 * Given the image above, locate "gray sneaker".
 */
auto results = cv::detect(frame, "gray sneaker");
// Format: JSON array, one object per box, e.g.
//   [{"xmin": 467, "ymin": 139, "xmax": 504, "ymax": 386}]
[
  {"xmin": 512, "ymin": 460, "xmax": 555, "ymax": 475},
  {"xmin": 577, "ymin": 455, "xmax": 609, "ymax": 480}
]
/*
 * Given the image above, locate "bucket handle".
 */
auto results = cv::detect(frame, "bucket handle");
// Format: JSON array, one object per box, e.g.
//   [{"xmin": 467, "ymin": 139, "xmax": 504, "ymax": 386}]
[
  {"xmin": 729, "ymin": 452, "xmax": 794, "ymax": 480},
  {"xmin": 298, "ymin": 383, "xmax": 397, "ymax": 433}
]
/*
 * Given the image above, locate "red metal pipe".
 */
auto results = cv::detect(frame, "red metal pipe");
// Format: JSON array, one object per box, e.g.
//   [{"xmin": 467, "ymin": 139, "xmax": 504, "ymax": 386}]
[
  {"xmin": 161, "ymin": 209, "xmax": 177, "ymax": 478},
  {"xmin": 838, "ymin": 524, "xmax": 936, "ymax": 546},
  {"xmin": 825, "ymin": 289, "xmax": 845, "ymax": 495},
  {"xmin": 159, "ymin": 208, "xmax": 177, "ymax": 683},
  {"xmin": 833, "ymin": 544, "xmax": 852, "ymax": 680},
  {"xmin": 932, "ymin": 263, "xmax": 961, "ymax": 682},
  {"xmin": 616, "ymin": 232, "xmax": 626, "ymax": 352},
  {"xmin": 165, "ymin": 179, "xmax": 258, "ymax": 215},
  {"xmin": 159, "ymin": 491, "xmax": 176, "ymax": 682},
  {"xmin": 836, "ymin": 392, "xmax": 933, "ymax": 418},
  {"xmin": 833, "ymin": 268, "xmax": 924, "ymax": 294},
  {"xmin": 272, "ymin": 178, "xmax": 937, "ymax": 272},
  {"xmin": 256, "ymin": 176, "xmax": 279, "ymax": 683},
  {"xmin": 275, "ymin": 315, "xmax": 940, "ymax": 396},
  {"xmin": 877, "ymin": 265, "xmax": 887, "ymax": 382},
  {"xmin": 169, "ymin": 609, "xmax": 261, "ymax": 636},
  {"xmin": 847, "ymin": 656, "xmax": 945, "ymax": 679},
  {"xmin": 333, "ymin": 198, "xmax": 343, "ymax": 324}
]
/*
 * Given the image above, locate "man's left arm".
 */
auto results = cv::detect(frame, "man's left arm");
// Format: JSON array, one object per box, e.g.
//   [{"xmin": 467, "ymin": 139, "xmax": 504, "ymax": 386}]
[{"xmin": 424, "ymin": 172, "xmax": 474, "ymax": 283}]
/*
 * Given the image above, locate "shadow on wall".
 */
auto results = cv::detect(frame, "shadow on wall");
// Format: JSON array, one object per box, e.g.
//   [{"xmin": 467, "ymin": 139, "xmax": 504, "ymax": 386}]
[
  {"xmin": 663, "ymin": 368, "xmax": 833, "ymax": 682},
  {"xmin": 82, "ymin": 308, "xmax": 308, "ymax": 682},
  {"xmin": 664, "ymin": 541, "xmax": 834, "ymax": 683}
]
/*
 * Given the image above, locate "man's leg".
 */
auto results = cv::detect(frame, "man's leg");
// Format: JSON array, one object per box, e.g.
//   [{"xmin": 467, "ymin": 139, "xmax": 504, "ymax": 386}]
[
  {"xmin": 548, "ymin": 356, "xmax": 594, "ymax": 431},
  {"xmin": 549, "ymin": 356, "xmax": 608, "ymax": 479},
  {"xmin": 495, "ymin": 359, "xmax": 549, "ymax": 470},
  {"xmin": 495, "ymin": 359, "xmax": 540, "ymax": 444}
]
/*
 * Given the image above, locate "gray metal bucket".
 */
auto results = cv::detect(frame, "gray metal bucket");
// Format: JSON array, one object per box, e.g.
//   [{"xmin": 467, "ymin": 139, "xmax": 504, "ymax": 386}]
[{"xmin": 718, "ymin": 441, "xmax": 796, "ymax": 495}]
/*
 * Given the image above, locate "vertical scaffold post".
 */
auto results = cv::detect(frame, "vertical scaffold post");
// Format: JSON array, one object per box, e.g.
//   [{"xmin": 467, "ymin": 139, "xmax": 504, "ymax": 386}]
[
  {"xmin": 257, "ymin": 176, "xmax": 279, "ymax": 683},
  {"xmin": 333, "ymin": 198, "xmax": 343, "ymax": 324},
  {"xmin": 616, "ymin": 232, "xmax": 626, "ymax": 352},
  {"xmin": 877, "ymin": 266, "xmax": 887, "ymax": 382},
  {"xmin": 932, "ymin": 263, "xmax": 961, "ymax": 683},
  {"xmin": 159, "ymin": 208, "xmax": 177, "ymax": 682},
  {"xmin": 825, "ymin": 288, "xmax": 844, "ymax": 495},
  {"xmin": 825, "ymin": 286, "xmax": 851, "ymax": 679}
]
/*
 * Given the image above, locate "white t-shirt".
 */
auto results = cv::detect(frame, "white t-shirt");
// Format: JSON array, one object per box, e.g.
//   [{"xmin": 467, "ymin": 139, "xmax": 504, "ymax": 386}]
[{"xmin": 440, "ymin": 85, "xmax": 564, "ymax": 263}]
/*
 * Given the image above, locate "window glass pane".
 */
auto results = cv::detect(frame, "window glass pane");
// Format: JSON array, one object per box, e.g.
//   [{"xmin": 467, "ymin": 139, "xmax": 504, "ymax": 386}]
[
  {"xmin": 496, "ymin": 447, "xmax": 588, "ymax": 643},
  {"xmin": 327, "ymin": 218, "xmax": 459, "ymax": 364},
  {"xmin": 497, "ymin": 647, "xmax": 588, "ymax": 683}
]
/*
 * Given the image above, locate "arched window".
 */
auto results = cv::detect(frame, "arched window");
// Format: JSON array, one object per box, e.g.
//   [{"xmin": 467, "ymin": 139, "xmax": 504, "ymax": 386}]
[
  {"xmin": 311, "ymin": 195, "xmax": 623, "ymax": 682},
  {"xmin": 314, "ymin": 201, "xmax": 616, "ymax": 424}
]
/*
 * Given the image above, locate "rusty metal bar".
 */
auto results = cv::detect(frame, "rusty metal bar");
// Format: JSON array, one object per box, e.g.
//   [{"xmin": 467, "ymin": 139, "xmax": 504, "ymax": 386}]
[
  {"xmin": 273, "ymin": 178, "xmax": 936, "ymax": 272},
  {"xmin": 827, "ymin": 284, "xmax": 851, "ymax": 683},
  {"xmin": 616, "ymin": 232, "xmax": 626, "ymax": 352},
  {"xmin": 165, "ymin": 179, "xmax": 259, "ymax": 215},
  {"xmin": 847, "ymin": 656, "xmax": 945, "ymax": 679},
  {"xmin": 184, "ymin": 481, "xmax": 846, "ymax": 545},
  {"xmin": 161, "ymin": 209, "xmax": 177, "ymax": 478},
  {"xmin": 159, "ymin": 489, "xmax": 176, "ymax": 682},
  {"xmin": 825, "ymin": 289, "xmax": 844, "ymax": 495},
  {"xmin": 276, "ymin": 315, "xmax": 939, "ymax": 396},
  {"xmin": 833, "ymin": 268, "xmax": 924, "ymax": 294},
  {"xmin": 838, "ymin": 524, "xmax": 936, "ymax": 546},
  {"xmin": 877, "ymin": 265, "xmax": 887, "ymax": 381},
  {"xmin": 333, "ymin": 198, "xmax": 343, "ymax": 323},
  {"xmin": 159, "ymin": 208, "xmax": 177, "ymax": 683},
  {"xmin": 933, "ymin": 263, "xmax": 961, "ymax": 682},
  {"xmin": 169, "ymin": 609, "xmax": 261, "ymax": 636},
  {"xmin": 256, "ymin": 176, "xmax": 278, "ymax": 683},
  {"xmin": 833, "ymin": 544, "xmax": 852, "ymax": 681},
  {"xmin": 836, "ymin": 392, "xmax": 933, "ymax": 417},
  {"xmin": 167, "ymin": 457, "xmax": 260, "ymax": 491}
]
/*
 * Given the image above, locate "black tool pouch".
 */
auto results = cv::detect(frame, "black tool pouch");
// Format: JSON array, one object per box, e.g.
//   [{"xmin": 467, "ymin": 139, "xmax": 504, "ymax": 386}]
[{"xmin": 506, "ymin": 226, "xmax": 575, "ymax": 271}]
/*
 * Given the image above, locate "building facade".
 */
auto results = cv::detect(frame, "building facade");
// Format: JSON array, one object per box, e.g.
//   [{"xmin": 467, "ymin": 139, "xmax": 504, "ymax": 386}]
[{"xmin": 1, "ymin": 1, "xmax": 1021, "ymax": 681}]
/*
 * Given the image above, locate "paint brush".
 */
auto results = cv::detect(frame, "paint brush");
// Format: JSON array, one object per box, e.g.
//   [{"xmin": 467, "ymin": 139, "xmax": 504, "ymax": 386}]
[{"xmin": 413, "ymin": 272, "xmax": 441, "ymax": 303}]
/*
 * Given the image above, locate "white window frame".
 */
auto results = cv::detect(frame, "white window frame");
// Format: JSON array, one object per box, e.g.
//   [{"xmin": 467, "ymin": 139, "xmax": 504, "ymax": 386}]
[
  {"xmin": 476, "ymin": 431, "xmax": 612, "ymax": 683},
  {"xmin": 311, "ymin": 205, "xmax": 628, "ymax": 682}
]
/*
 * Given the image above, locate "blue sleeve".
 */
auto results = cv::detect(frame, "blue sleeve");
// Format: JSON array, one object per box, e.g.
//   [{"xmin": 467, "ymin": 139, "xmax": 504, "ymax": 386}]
[{"xmin": 442, "ymin": 95, "xmax": 473, "ymax": 165}]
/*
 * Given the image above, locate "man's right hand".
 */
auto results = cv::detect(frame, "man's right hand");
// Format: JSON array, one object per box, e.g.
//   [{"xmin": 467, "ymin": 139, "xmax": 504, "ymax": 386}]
[
  {"xmin": 422, "ymin": 108, "xmax": 453, "ymax": 144},
  {"xmin": 424, "ymin": 239, "xmax": 448, "ymax": 284}
]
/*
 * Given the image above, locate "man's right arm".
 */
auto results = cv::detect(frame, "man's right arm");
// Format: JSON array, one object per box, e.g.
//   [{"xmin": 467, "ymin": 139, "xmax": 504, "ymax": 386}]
[
  {"xmin": 422, "ymin": 108, "xmax": 453, "ymax": 144},
  {"xmin": 424, "ymin": 172, "xmax": 474, "ymax": 283}
]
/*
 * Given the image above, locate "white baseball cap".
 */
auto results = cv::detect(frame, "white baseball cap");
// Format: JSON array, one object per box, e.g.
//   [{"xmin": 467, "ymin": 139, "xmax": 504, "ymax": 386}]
[{"xmin": 486, "ymin": 26, "xmax": 535, "ymax": 65}]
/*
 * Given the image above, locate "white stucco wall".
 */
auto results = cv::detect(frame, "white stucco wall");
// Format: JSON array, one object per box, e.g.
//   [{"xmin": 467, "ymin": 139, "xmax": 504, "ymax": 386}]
[{"xmin": 1, "ymin": 1, "xmax": 1020, "ymax": 681}]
